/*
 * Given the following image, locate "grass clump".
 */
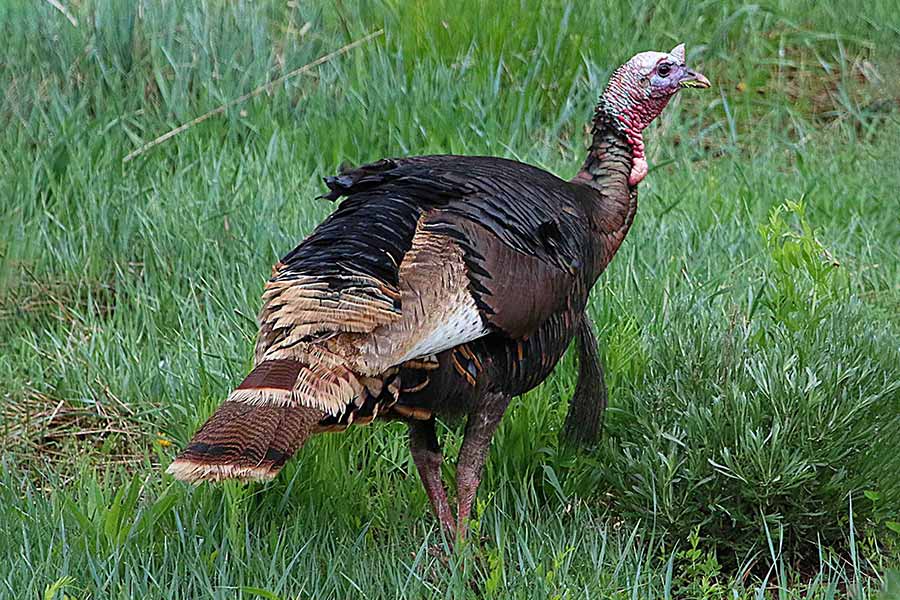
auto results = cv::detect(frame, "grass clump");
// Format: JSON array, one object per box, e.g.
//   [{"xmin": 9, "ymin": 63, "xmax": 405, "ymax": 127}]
[{"xmin": 590, "ymin": 192, "xmax": 900, "ymax": 563}]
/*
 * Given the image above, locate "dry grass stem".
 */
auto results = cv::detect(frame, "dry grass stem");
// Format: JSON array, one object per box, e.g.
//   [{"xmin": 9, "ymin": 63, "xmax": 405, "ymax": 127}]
[
  {"xmin": 122, "ymin": 29, "xmax": 384, "ymax": 164},
  {"xmin": 44, "ymin": 0, "xmax": 78, "ymax": 27}
]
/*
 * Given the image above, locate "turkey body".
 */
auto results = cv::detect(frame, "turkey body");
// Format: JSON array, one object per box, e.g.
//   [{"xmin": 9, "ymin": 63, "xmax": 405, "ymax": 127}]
[
  {"xmin": 171, "ymin": 131, "xmax": 634, "ymax": 537},
  {"xmin": 307, "ymin": 154, "xmax": 614, "ymax": 428},
  {"xmin": 168, "ymin": 41, "xmax": 709, "ymax": 539}
]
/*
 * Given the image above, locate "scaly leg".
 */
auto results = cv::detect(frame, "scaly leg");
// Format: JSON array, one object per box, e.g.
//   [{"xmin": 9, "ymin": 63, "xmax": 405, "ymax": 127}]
[
  {"xmin": 408, "ymin": 419, "xmax": 455, "ymax": 536},
  {"xmin": 455, "ymin": 392, "xmax": 510, "ymax": 539}
]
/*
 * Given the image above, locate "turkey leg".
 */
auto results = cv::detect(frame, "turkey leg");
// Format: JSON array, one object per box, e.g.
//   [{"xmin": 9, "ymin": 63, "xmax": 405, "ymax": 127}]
[
  {"xmin": 455, "ymin": 392, "xmax": 510, "ymax": 539},
  {"xmin": 408, "ymin": 419, "xmax": 455, "ymax": 536}
]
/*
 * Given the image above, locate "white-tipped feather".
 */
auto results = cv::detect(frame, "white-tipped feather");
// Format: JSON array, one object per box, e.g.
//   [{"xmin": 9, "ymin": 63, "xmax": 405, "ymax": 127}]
[
  {"xmin": 228, "ymin": 388, "xmax": 293, "ymax": 406},
  {"xmin": 229, "ymin": 385, "xmax": 355, "ymax": 415},
  {"xmin": 166, "ymin": 459, "xmax": 277, "ymax": 483}
]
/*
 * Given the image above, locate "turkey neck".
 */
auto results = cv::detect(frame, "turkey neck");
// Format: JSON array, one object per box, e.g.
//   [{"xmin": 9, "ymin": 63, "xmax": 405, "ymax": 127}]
[{"xmin": 571, "ymin": 117, "xmax": 638, "ymax": 274}]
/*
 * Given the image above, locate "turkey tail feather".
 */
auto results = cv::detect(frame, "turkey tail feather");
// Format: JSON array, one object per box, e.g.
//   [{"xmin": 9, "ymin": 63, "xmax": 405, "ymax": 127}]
[
  {"xmin": 166, "ymin": 401, "xmax": 324, "ymax": 483},
  {"xmin": 167, "ymin": 359, "xmax": 329, "ymax": 483},
  {"xmin": 560, "ymin": 316, "xmax": 607, "ymax": 448}
]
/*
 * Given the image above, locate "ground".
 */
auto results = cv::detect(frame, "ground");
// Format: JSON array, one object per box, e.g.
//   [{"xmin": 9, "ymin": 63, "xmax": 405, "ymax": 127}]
[{"xmin": 1, "ymin": 1, "xmax": 899, "ymax": 598}]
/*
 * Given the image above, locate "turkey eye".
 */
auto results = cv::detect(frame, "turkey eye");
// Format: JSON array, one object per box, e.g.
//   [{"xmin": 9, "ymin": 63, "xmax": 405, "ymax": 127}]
[{"xmin": 657, "ymin": 63, "xmax": 671, "ymax": 78}]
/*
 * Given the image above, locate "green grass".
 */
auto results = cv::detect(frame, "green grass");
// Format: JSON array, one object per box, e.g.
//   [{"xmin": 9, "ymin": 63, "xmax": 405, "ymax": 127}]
[{"xmin": 2, "ymin": 0, "xmax": 900, "ymax": 597}]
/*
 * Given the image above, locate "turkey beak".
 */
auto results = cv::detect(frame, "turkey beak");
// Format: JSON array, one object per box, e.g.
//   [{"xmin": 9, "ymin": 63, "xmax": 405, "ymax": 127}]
[{"xmin": 679, "ymin": 67, "xmax": 710, "ymax": 89}]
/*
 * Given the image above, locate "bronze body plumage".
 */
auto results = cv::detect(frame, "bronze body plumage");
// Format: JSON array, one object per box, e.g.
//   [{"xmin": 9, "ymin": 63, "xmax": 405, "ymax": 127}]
[{"xmin": 168, "ymin": 45, "xmax": 709, "ymax": 537}]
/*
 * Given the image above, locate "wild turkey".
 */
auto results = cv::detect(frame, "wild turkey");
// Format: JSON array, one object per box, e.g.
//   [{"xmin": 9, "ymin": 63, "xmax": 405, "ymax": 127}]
[{"xmin": 168, "ymin": 44, "xmax": 709, "ymax": 537}]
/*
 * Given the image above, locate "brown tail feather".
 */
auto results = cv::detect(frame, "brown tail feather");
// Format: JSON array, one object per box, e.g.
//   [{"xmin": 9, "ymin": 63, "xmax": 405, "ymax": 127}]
[
  {"xmin": 167, "ymin": 401, "xmax": 324, "ymax": 482},
  {"xmin": 168, "ymin": 356, "xmax": 364, "ymax": 482}
]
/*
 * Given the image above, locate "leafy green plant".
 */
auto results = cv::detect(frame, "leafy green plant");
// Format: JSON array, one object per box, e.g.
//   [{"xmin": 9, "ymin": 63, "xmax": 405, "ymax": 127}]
[
  {"xmin": 671, "ymin": 527, "xmax": 725, "ymax": 600},
  {"xmin": 864, "ymin": 491, "xmax": 900, "ymax": 536},
  {"xmin": 862, "ymin": 490, "xmax": 900, "ymax": 565},
  {"xmin": 43, "ymin": 576, "xmax": 77, "ymax": 600},
  {"xmin": 758, "ymin": 199, "xmax": 849, "ymax": 331}
]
